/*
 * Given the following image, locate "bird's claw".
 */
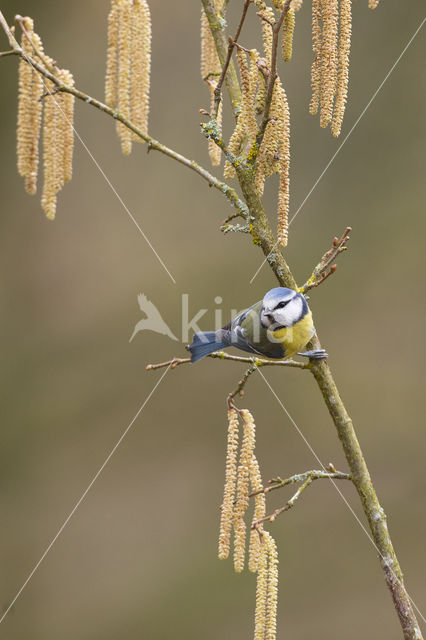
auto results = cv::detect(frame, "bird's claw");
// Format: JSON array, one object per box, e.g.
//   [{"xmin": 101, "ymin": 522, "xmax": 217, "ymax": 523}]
[{"xmin": 297, "ymin": 349, "xmax": 328, "ymax": 360}]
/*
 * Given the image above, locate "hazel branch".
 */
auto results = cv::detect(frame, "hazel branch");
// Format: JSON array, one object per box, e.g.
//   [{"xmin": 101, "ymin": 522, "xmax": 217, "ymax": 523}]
[
  {"xmin": 251, "ymin": 466, "xmax": 351, "ymax": 527},
  {"xmin": 146, "ymin": 352, "xmax": 310, "ymax": 372},
  {"xmin": 299, "ymin": 226, "xmax": 352, "ymax": 294},
  {"xmin": 0, "ymin": 10, "xmax": 248, "ymax": 221}
]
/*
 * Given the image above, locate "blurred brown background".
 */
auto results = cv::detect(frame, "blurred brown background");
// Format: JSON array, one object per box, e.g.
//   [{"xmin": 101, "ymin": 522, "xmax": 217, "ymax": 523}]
[{"xmin": 0, "ymin": 1, "xmax": 425, "ymax": 638}]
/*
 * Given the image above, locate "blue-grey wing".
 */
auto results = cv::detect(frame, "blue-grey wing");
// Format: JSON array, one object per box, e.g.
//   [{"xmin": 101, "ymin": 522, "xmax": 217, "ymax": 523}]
[{"xmin": 221, "ymin": 301, "xmax": 285, "ymax": 359}]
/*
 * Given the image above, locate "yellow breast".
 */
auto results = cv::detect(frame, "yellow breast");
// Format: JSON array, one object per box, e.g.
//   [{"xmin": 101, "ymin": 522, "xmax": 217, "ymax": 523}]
[{"xmin": 267, "ymin": 310, "xmax": 314, "ymax": 359}]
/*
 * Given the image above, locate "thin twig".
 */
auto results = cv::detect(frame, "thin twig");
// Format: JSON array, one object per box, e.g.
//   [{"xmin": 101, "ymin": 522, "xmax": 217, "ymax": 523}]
[
  {"xmin": 146, "ymin": 351, "xmax": 310, "ymax": 371},
  {"xmin": 221, "ymin": 210, "xmax": 244, "ymax": 227},
  {"xmin": 38, "ymin": 86, "xmax": 61, "ymax": 101},
  {"xmin": 251, "ymin": 467, "xmax": 351, "ymax": 527},
  {"xmin": 232, "ymin": 40, "xmax": 251, "ymax": 54},
  {"xmin": 0, "ymin": 10, "xmax": 248, "ymax": 221},
  {"xmin": 299, "ymin": 226, "xmax": 351, "ymax": 294},
  {"xmin": 220, "ymin": 222, "xmax": 251, "ymax": 234},
  {"xmin": 0, "ymin": 49, "xmax": 16, "ymax": 57},
  {"xmin": 227, "ymin": 361, "xmax": 258, "ymax": 403},
  {"xmin": 212, "ymin": 0, "xmax": 250, "ymax": 118}
]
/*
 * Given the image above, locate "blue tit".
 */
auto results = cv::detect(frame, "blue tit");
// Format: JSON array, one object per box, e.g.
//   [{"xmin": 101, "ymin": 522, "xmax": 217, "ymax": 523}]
[{"xmin": 188, "ymin": 287, "xmax": 327, "ymax": 363}]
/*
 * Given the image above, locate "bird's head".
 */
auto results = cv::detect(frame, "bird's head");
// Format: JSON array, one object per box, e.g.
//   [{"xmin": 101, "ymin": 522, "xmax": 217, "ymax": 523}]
[{"xmin": 260, "ymin": 288, "xmax": 307, "ymax": 330}]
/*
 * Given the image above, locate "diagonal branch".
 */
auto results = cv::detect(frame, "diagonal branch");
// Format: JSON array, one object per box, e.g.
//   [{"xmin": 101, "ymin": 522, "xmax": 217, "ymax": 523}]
[
  {"xmin": 0, "ymin": 10, "xmax": 248, "ymax": 221},
  {"xmin": 203, "ymin": 7, "xmax": 424, "ymax": 637}
]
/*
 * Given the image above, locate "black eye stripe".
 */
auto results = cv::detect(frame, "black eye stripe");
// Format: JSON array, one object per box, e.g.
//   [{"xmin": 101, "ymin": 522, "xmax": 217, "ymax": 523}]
[{"xmin": 275, "ymin": 300, "xmax": 290, "ymax": 309}]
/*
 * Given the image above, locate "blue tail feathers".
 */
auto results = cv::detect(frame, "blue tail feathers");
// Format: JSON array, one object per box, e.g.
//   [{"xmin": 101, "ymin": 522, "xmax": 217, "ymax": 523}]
[{"xmin": 188, "ymin": 331, "xmax": 227, "ymax": 363}]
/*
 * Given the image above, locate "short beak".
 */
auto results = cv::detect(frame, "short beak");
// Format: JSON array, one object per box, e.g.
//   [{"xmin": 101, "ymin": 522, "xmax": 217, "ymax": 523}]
[{"xmin": 261, "ymin": 308, "xmax": 274, "ymax": 327}]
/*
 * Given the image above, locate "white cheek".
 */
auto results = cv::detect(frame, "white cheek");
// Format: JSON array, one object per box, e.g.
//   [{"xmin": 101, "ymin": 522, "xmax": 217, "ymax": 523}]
[
  {"xmin": 277, "ymin": 299, "xmax": 303, "ymax": 326},
  {"xmin": 273, "ymin": 309, "xmax": 288, "ymax": 326}
]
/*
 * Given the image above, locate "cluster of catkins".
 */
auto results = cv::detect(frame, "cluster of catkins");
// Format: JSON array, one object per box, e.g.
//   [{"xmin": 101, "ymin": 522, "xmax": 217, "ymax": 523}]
[
  {"xmin": 16, "ymin": 17, "xmax": 75, "ymax": 220},
  {"xmin": 309, "ymin": 0, "xmax": 379, "ymax": 135},
  {"xmin": 310, "ymin": 0, "xmax": 353, "ymax": 137},
  {"xmin": 219, "ymin": 408, "xmax": 279, "ymax": 640},
  {"xmin": 200, "ymin": 1, "xmax": 298, "ymax": 248},
  {"xmin": 201, "ymin": 0, "xmax": 379, "ymax": 245}
]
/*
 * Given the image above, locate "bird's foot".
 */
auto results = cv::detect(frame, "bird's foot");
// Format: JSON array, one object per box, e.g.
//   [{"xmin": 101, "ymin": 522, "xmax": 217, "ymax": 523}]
[{"xmin": 297, "ymin": 349, "xmax": 328, "ymax": 360}]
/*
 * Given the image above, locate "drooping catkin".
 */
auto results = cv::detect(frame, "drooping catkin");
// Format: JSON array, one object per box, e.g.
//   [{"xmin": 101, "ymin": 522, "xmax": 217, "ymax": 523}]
[
  {"xmin": 16, "ymin": 18, "xmax": 43, "ymax": 195},
  {"xmin": 255, "ymin": 79, "xmax": 289, "ymax": 196},
  {"xmin": 116, "ymin": 0, "xmax": 132, "ymax": 155},
  {"xmin": 200, "ymin": 6, "xmax": 221, "ymax": 82},
  {"xmin": 25, "ymin": 68, "xmax": 43, "ymax": 196},
  {"xmin": 53, "ymin": 86, "xmax": 65, "ymax": 195},
  {"xmin": 291, "ymin": 0, "xmax": 303, "ymax": 10},
  {"xmin": 41, "ymin": 78, "xmax": 59, "ymax": 220},
  {"xmin": 218, "ymin": 409, "xmax": 240, "ymax": 560},
  {"xmin": 277, "ymin": 84, "xmax": 290, "ymax": 247},
  {"xmin": 254, "ymin": 532, "xmax": 279, "ymax": 640},
  {"xmin": 224, "ymin": 49, "xmax": 250, "ymax": 179},
  {"xmin": 256, "ymin": 62, "xmax": 267, "ymax": 117},
  {"xmin": 254, "ymin": 536, "xmax": 268, "ymax": 640},
  {"xmin": 233, "ymin": 409, "xmax": 256, "ymax": 572},
  {"xmin": 130, "ymin": 0, "xmax": 151, "ymax": 141},
  {"xmin": 105, "ymin": 0, "xmax": 119, "ymax": 107},
  {"xmin": 309, "ymin": 0, "xmax": 322, "ymax": 116},
  {"xmin": 265, "ymin": 533, "xmax": 279, "ymax": 640},
  {"xmin": 60, "ymin": 70, "xmax": 75, "ymax": 183},
  {"xmin": 260, "ymin": 7, "xmax": 275, "ymax": 65},
  {"xmin": 331, "ymin": 0, "xmax": 352, "ymax": 137},
  {"xmin": 223, "ymin": 49, "xmax": 259, "ymax": 179},
  {"xmin": 281, "ymin": 8, "xmax": 295, "ymax": 62},
  {"xmin": 40, "ymin": 71, "xmax": 74, "ymax": 218},
  {"xmin": 368, "ymin": 0, "xmax": 379, "ymax": 8},
  {"xmin": 246, "ymin": 50, "xmax": 260, "ymax": 142},
  {"xmin": 16, "ymin": 38, "xmax": 33, "ymax": 177},
  {"xmin": 319, "ymin": 0, "xmax": 339, "ymax": 128},
  {"xmin": 248, "ymin": 454, "xmax": 265, "ymax": 573}
]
